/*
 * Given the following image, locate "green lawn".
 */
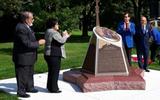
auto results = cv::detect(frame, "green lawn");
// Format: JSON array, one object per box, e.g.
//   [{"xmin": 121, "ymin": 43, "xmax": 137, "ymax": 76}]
[
  {"xmin": 0, "ymin": 30, "xmax": 91, "ymax": 99},
  {"xmin": 0, "ymin": 30, "xmax": 91, "ymax": 80},
  {"xmin": 0, "ymin": 90, "xmax": 18, "ymax": 100},
  {"xmin": 0, "ymin": 30, "xmax": 160, "ymax": 99}
]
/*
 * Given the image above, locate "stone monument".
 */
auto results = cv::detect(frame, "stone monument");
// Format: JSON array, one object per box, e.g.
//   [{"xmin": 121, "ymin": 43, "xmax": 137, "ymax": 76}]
[
  {"xmin": 82, "ymin": 26, "xmax": 129, "ymax": 76},
  {"xmin": 63, "ymin": 27, "xmax": 145, "ymax": 92}
]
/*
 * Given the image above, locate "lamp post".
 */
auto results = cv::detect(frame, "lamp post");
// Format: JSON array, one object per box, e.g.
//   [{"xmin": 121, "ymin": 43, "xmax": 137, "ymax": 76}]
[{"xmin": 96, "ymin": 0, "xmax": 100, "ymax": 26}]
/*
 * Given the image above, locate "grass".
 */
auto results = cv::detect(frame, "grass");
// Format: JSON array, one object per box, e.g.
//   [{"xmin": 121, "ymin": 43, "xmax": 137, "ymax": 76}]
[
  {"xmin": 0, "ymin": 30, "xmax": 92, "ymax": 79},
  {"xmin": 0, "ymin": 30, "xmax": 91, "ymax": 99},
  {"xmin": 0, "ymin": 90, "xmax": 18, "ymax": 100},
  {"xmin": 131, "ymin": 48, "xmax": 160, "ymax": 70},
  {"xmin": 0, "ymin": 29, "xmax": 160, "ymax": 99},
  {"xmin": 0, "ymin": 43, "xmax": 15, "ymax": 79}
]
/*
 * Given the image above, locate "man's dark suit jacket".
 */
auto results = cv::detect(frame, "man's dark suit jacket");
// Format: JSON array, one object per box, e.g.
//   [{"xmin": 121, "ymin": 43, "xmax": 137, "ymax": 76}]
[
  {"xmin": 134, "ymin": 24, "xmax": 151, "ymax": 69},
  {"xmin": 135, "ymin": 24, "xmax": 151, "ymax": 50},
  {"xmin": 13, "ymin": 23, "xmax": 39, "ymax": 65}
]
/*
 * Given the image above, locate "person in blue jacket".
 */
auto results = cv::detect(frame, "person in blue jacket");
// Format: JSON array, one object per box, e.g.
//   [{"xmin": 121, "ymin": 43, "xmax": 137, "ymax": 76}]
[
  {"xmin": 117, "ymin": 12, "xmax": 135, "ymax": 66},
  {"xmin": 150, "ymin": 22, "xmax": 160, "ymax": 64}
]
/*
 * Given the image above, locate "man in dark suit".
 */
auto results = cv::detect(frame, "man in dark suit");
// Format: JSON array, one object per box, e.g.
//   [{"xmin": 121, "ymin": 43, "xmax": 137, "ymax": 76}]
[
  {"xmin": 13, "ymin": 11, "xmax": 45, "ymax": 98},
  {"xmin": 135, "ymin": 16, "xmax": 151, "ymax": 72}
]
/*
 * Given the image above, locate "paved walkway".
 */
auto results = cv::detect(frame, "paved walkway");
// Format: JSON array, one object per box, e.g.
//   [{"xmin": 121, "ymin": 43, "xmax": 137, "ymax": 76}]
[{"xmin": 0, "ymin": 69, "xmax": 160, "ymax": 100}]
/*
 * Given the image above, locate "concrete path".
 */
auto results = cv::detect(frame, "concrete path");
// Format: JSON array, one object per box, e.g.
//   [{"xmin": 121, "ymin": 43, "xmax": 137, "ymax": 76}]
[{"xmin": 0, "ymin": 69, "xmax": 160, "ymax": 100}]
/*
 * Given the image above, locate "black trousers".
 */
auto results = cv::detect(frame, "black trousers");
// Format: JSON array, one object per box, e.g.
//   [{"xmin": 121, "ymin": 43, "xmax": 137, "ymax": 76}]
[
  {"xmin": 124, "ymin": 45, "xmax": 132, "ymax": 66},
  {"xmin": 136, "ymin": 47, "xmax": 149, "ymax": 70},
  {"xmin": 44, "ymin": 55, "xmax": 61, "ymax": 92},
  {"xmin": 15, "ymin": 64, "xmax": 34, "ymax": 94},
  {"xmin": 150, "ymin": 43, "xmax": 160, "ymax": 62}
]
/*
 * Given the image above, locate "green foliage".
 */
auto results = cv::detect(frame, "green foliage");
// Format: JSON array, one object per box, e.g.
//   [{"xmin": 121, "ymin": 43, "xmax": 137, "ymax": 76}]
[
  {"xmin": 0, "ymin": 90, "xmax": 18, "ymax": 100},
  {"xmin": 100, "ymin": 0, "xmax": 134, "ymax": 29},
  {"xmin": 0, "ymin": 0, "xmax": 151, "ymax": 36},
  {"xmin": 33, "ymin": 9, "xmax": 79, "ymax": 32},
  {"xmin": 33, "ymin": 11, "xmax": 52, "ymax": 32},
  {"xmin": 56, "ymin": 7, "xmax": 79, "ymax": 31},
  {"xmin": 0, "ymin": 0, "xmax": 22, "ymax": 16},
  {"xmin": 29, "ymin": 0, "xmax": 83, "ymax": 32}
]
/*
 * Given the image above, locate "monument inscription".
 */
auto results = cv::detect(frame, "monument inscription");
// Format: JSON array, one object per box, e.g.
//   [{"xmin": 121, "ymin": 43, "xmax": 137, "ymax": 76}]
[{"xmin": 82, "ymin": 26, "xmax": 129, "ymax": 76}]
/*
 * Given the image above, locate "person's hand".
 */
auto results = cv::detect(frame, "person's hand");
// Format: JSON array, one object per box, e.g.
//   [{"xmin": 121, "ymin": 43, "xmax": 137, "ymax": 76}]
[
  {"xmin": 62, "ymin": 30, "xmax": 71, "ymax": 38},
  {"xmin": 126, "ymin": 23, "xmax": 129, "ymax": 29},
  {"xmin": 38, "ymin": 39, "xmax": 45, "ymax": 45},
  {"xmin": 62, "ymin": 30, "xmax": 68, "ymax": 35}
]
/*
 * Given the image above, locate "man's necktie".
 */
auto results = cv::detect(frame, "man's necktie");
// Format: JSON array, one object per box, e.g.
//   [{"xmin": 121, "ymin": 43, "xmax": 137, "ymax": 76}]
[
  {"xmin": 143, "ymin": 25, "xmax": 145, "ymax": 34},
  {"xmin": 125, "ymin": 23, "xmax": 129, "ymax": 31}
]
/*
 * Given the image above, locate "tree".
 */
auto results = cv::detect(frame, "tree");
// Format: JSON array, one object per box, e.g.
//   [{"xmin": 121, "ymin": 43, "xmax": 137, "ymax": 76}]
[
  {"xmin": 69, "ymin": 0, "xmax": 96, "ymax": 37},
  {"xmin": 0, "ymin": 0, "xmax": 23, "ymax": 41},
  {"xmin": 0, "ymin": 0, "xmax": 152, "ymax": 41},
  {"xmin": 99, "ymin": 0, "xmax": 149, "ymax": 29},
  {"xmin": 30, "ymin": 0, "xmax": 82, "ymax": 32},
  {"xmin": 99, "ymin": 0, "xmax": 134, "ymax": 29},
  {"xmin": 0, "ymin": 0, "xmax": 22, "ymax": 16},
  {"xmin": 148, "ymin": 0, "xmax": 160, "ymax": 18},
  {"xmin": 131, "ymin": 0, "xmax": 149, "ymax": 25}
]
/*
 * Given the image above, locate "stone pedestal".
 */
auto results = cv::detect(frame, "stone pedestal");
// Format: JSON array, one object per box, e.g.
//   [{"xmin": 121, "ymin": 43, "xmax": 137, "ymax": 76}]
[
  {"xmin": 63, "ymin": 27, "xmax": 145, "ymax": 92},
  {"xmin": 63, "ymin": 68, "xmax": 145, "ymax": 92}
]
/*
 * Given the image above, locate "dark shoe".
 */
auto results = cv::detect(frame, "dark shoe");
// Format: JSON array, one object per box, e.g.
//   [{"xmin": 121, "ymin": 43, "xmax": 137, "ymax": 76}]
[
  {"xmin": 144, "ymin": 69, "xmax": 150, "ymax": 72},
  {"xmin": 27, "ymin": 88, "xmax": 38, "ymax": 93},
  {"xmin": 17, "ymin": 93, "xmax": 30, "ymax": 98},
  {"xmin": 50, "ymin": 90, "xmax": 62, "ymax": 93}
]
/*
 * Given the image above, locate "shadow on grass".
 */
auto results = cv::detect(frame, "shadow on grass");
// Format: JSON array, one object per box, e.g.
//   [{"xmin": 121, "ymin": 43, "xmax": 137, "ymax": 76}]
[
  {"xmin": 0, "ymin": 48, "xmax": 12, "ymax": 55},
  {"xmin": 0, "ymin": 89, "xmax": 18, "ymax": 100}
]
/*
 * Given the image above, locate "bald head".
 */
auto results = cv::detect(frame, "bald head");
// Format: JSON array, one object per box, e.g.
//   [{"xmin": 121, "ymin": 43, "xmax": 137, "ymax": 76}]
[
  {"xmin": 19, "ymin": 11, "xmax": 32, "ymax": 22},
  {"xmin": 141, "ymin": 16, "xmax": 147, "ymax": 25},
  {"xmin": 19, "ymin": 11, "xmax": 34, "ymax": 26}
]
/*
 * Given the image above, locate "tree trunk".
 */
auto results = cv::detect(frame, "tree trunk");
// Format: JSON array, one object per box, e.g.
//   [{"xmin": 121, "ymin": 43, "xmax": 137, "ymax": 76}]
[
  {"xmin": 82, "ymin": 9, "xmax": 89, "ymax": 37},
  {"xmin": 132, "ymin": 0, "xmax": 143, "ymax": 27},
  {"xmin": 134, "ymin": 6, "xmax": 141, "ymax": 26}
]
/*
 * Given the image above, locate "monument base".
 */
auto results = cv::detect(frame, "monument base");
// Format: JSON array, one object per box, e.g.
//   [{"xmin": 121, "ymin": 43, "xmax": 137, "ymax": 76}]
[{"xmin": 63, "ymin": 67, "xmax": 145, "ymax": 92}]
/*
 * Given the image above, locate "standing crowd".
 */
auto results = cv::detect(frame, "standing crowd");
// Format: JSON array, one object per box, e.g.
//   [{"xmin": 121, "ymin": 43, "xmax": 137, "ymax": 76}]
[
  {"xmin": 12, "ymin": 11, "xmax": 160, "ymax": 98},
  {"xmin": 117, "ymin": 12, "xmax": 160, "ymax": 72},
  {"xmin": 13, "ymin": 11, "xmax": 70, "ymax": 98}
]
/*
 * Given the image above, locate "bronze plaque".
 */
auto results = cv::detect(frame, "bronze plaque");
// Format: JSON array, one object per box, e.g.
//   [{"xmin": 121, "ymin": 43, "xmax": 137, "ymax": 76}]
[{"xmin": 82, "ymin": 26, "xmax": 129, "ymax": 76}]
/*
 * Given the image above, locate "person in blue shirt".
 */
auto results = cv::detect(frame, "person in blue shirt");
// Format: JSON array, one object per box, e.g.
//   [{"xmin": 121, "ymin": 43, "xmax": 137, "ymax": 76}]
[
  {"xmin": 150, "ymin": 22, "xmax": 160, "ymax": 64},
  {"xmin": 117, "ymin": 12, "xmax": 135, "ymax": 66}
]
